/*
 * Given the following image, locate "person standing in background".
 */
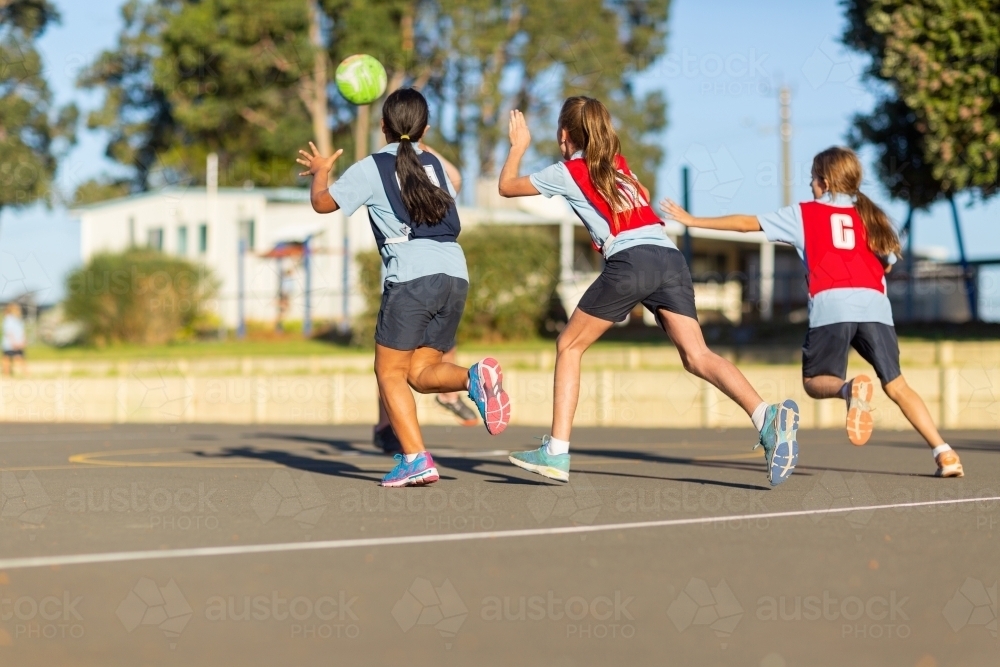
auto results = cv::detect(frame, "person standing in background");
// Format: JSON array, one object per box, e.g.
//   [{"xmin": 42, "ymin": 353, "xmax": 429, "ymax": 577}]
[{"xmin": 2, "ymin": 303, "xmax": 26, "ymax": 376}]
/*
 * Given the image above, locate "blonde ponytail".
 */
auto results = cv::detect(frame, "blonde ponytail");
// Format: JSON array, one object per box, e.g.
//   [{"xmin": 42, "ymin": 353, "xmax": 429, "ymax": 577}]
[
  {"xmin": 558, "ymin": 96, "xmax": 644, "ymax": 233},
  {"xmin": 812, "ymin": 146, "xmax": 901, "ymax": 256}
]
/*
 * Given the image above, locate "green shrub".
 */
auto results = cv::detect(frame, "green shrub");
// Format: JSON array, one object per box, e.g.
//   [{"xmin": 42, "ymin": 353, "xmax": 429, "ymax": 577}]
[
  {"xmin": 64, "ymin": 249, "xmax": 219, "ymax": 346},
  {"xmin": 353, "ymin": 226, "xmax": 559, "ymax": 345}
]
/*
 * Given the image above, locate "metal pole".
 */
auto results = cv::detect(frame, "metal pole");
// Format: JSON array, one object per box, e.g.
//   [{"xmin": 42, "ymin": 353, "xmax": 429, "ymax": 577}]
[
  {"xmin": 338, "ymin": 107, "xmax": 368, "ymax": 335},
  {"xmin": 559, "ymin": 216, "xmax": 574, "ymax": 285},
  {"xmin": 948, "ymin": 195, "xmax": 978, "ymax": 321},
  {"xmin": 309, "ymin": 1, "xmax": 331, "ymax": 158},
  {"xmin": 341, "ymin": 216, "xmax": 350, "ymax": 334},
  {"xmin": 681, "ymin": 166, "xmax": 692, "ymax": 267},
  {"xmin": 760, "ymin": 88, "xmax": 790, "ymax": 322},
  {"xmin": 275, "ymin": 259, "xmax": 283, "ymax": 332},
  {"xmin": 237, "ymin": 238, "xmax": 246, "ymax": 339},
  {"xmin": 902, "ymin": 206, "xmax": 914, "ymax": 322},
  {"xmin": 780, "ymin": 87, "xmax": 793, "ymax": 209},
  {"xmin": 304, "ymin": 236, "xmax": 313, "ymax": 337}
]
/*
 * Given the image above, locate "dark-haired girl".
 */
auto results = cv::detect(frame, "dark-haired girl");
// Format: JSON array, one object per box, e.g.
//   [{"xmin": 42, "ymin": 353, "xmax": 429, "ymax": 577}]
[
  {"xmin": 498, "ymin": 97, "xmax": 800, "ymax": 487},
  {"xmin": 297, "ymin": 88, "xmax": 511, "ymax": 487},
  {"xmin": 663, "ymin": 146, "xmax": 963, "ymax": 478}
]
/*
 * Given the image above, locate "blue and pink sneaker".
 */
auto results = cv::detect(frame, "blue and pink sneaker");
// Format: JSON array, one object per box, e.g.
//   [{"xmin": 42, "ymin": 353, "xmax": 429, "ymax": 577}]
[
  {"xmin": 468, "ymin": 358, "xmax": 511, "ymax": 435},
  {"xmin": 381, "ymin": 452, "xmax": 440, "ymax": 487}
]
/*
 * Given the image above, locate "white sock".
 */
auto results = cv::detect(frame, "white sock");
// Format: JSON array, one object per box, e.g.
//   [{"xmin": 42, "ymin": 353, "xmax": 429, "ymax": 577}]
[
  {"xmin": 931, "ymin": 444, "xmax": 952, "ymax": 458},
  {"xmin": 545, "ymin": 437, "xmax": 570, "ymax": 456},
  {"xmin": 404, "ymin": 452, "xmax": 420, "ymax": 463},
  {"xmin": 751, "ymin": 402, "xmax": 769, "ymax": 433}
]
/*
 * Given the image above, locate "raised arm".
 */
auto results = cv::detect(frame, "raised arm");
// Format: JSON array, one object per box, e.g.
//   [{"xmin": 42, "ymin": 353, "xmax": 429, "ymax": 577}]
[
  {"xmin": 659, "ymin": 199, "xmax": 761, "ymax": 233},
  {"xmin": 498, "ymin": 110, "xmax": 540, "ymax": 198},
  {"xmin": 297, "ymin": 142, "xmax": 344, "ymax": 214}
]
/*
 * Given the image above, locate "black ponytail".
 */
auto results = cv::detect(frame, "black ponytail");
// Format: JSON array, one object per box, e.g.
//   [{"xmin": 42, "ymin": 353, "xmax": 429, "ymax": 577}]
[{"xmin": 381, "ymin": 88, "xmax": 454, "ymax": 225}]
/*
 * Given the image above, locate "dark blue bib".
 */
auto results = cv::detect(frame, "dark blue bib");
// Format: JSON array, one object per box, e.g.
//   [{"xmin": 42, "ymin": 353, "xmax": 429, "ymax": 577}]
[{"xmin": 369, "ymin": 151, "xmax": 461, "ymax": 250}]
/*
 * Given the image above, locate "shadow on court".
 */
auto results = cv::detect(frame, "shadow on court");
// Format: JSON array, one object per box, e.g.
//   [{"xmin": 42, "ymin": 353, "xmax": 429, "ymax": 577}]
[{"xmin": 191, "ymin": 446, "xmax": 383, "ymax": 483}]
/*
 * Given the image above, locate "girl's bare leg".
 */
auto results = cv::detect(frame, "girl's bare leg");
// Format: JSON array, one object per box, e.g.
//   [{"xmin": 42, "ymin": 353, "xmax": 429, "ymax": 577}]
[{"xmin": 551, "ymin": 310, "xmax": 614, "ymax": 441}]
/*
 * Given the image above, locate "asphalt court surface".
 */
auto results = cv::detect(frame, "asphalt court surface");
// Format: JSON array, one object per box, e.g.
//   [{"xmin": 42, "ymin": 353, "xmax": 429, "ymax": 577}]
[{"xmin": 0, "ymin": 422, "xmax": 997, "ymax": 665}]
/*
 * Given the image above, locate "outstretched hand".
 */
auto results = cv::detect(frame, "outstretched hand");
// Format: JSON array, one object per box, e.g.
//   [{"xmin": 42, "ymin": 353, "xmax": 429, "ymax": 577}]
[
  {"xmin": 659, "ymin": 198, "xmax": 694, "ymax": 226},
  {"xmin": 297, "ymin": 142, "xmax": 343, "ymax": 177},
  {"xmin": 508, "ymin": 109, "xmax": 531, "ymax": 152}
]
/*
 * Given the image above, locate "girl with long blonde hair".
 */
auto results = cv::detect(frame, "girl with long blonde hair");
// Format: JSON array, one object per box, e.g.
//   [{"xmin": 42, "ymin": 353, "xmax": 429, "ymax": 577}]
[
  {"xmin": 499, "ymin": 97, "xmax": 801, "ymax": 487},
  {"xmin": 662, "ymin": 146, "xmax": 963, "ymax": 477}
]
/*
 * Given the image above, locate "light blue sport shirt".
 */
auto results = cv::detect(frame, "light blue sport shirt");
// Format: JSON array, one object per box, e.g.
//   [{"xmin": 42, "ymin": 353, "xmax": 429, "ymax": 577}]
[{"xmin": 330, "ymin": 143, "xmax": 468, "ymax": 284}]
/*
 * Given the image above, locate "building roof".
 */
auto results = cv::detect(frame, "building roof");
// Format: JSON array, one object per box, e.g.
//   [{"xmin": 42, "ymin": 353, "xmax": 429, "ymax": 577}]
[
  {"xmin": 69, "ymin": 186, "xmax": 311, "ymax": 215},
  {"xmin": 68, "ymin": 185, "xmax": 769, "ymax": 247}
]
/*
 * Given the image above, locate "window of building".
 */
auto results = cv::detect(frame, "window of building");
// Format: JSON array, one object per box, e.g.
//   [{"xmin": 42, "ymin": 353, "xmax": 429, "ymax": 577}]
[
  {"xmin": 198, "ymin": 224, "xmax": 208, "ymax": 254},
  {"xmin": 128, "ymin": 216, "xmax": 136, "ymax": 247},
  {"xmin": 177, "ymin": 226, "xmax": 188, "ymax": 256},
  {"xmin": 147, "ymin": 227, "xmax": 163, "ymax": 251},
  {"xmin": 239, "ymin": 219, "xmax": 255, "ymax": 251}
]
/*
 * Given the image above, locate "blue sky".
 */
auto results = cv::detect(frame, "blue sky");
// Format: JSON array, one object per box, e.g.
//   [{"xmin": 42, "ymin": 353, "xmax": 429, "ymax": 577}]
[{"xmin": 3, "ymin": 0, "xmax": 999, "ymax": 316}]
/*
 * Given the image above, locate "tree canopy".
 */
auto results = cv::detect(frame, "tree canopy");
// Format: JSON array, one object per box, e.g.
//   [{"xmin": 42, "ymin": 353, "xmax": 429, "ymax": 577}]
[
  {"xmin": 844, "ymin": 0, "xmax": 999, "ymax": 205},
  {"xmin": 77, "ymin": 0, "xmax": 671, "ymax": 200},
  {"xmin": 77, "ymin": 0, "xmax": 318, "ymax": 200},
  {"xmin": 0, "ymin": 0, "xmax": 77, "ymax": 213}
]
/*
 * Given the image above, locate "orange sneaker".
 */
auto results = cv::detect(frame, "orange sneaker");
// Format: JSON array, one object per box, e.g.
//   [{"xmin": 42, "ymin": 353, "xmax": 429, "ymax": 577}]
[
  {"xmin": 935, "ymin": 450, "xmax": 965, "ymax": 478},
  {"xmin": 846, "ymin": 374, "xmax": 874, "ymax": 446}
]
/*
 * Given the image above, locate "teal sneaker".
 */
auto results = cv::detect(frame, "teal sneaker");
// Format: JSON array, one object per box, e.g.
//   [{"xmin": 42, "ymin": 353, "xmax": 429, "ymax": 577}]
[
  {"xmin": 508, "ymin": 437, "xmax": 570, "ymax": 482},
  {"xmin": 753, "ymin": 400, "xmax": 800, "ymax": 487}
]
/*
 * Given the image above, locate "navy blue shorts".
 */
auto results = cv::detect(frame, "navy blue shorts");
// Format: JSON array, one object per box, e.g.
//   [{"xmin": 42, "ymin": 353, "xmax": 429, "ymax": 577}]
[
  {"xmin": 577, "ymin": 245, "xmax": 698, "ymax": 325},
  {"xmin": 802, "ymin": 322, "xmax": 901, "ymax": 384},
  {"xmin": 375, "ymin": 274, "xmax": 468, "ymax": 352}
]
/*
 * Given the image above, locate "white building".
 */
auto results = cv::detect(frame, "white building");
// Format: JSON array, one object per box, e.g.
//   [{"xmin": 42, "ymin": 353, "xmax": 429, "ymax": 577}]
[
  {"xmin": 73, "ymin": 186, "xmax": 372, "ymax": 329},
  {"xmin": 72, "ymin": 182, "xmax": 776, "ymax": 329}
]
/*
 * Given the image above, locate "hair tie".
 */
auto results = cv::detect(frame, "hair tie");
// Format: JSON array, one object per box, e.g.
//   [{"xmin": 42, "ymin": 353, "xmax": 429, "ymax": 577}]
[{"xmin": 400, "ymin": 134, "xmax": 410, "ymax": 141}]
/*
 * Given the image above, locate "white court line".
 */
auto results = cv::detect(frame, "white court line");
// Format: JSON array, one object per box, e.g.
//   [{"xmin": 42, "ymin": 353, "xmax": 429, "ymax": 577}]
[{"xmin": 1, "ymin": 495, "xmax": 996, "ymax": 571}]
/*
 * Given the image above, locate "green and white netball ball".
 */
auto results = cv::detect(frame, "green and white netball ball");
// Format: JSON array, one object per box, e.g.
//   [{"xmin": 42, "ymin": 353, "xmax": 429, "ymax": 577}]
[{"xmin": 335, "ymin": 54, "xmax": 388, "ymax": 106}]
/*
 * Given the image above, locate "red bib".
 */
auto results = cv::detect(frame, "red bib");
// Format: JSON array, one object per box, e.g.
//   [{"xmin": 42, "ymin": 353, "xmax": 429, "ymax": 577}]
[
  {"xmin": 563, "ymin": 155, "xmax": 662, "ymax": 250},
  {"xmin": 800, "ymin": 201, "xmax": 886, "ymax": 297}
]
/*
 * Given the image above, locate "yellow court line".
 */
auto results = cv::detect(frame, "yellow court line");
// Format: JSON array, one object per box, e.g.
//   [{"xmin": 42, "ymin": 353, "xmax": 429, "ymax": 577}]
[
  {"xmin": 0, "ymin": 450, "xmax": 761, "ymax": 472},
  {"xmin": 69, "ymin": 448, "xmax": 274, "ymax": 468},
  {"xmin": 1, "ymin": 465, "xmax": 102, "ymax": 472},
  {"xmin": 61, "ymin": 447, "xmax": 762, "ymax": 470}
]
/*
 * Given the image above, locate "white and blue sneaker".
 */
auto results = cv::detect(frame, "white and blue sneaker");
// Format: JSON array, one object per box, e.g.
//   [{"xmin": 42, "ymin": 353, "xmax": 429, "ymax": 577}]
[
  {"xmin": 753, "ymin": 400, "xmax": 800, "ymax": 487},
  {"xmin": 381, "ymin": 452, "xmax": 440, "ymax": 488},
  {"xmin": 508, "ymin": 437, "xmax": 571, "ymax": 482},
  {"xmin": 468, "ymin": 357, "xmax": 511, "ymax": 435}
]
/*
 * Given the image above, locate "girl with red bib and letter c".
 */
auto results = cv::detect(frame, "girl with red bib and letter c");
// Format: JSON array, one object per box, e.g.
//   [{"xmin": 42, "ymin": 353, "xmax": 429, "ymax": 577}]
[
  {"xmin": 498, "ymin": 96, "xmax": 801, "ymax": 488},
  {"xmin": 662, "ymin": 146, "xmax": 963, "ymax": 478}
]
